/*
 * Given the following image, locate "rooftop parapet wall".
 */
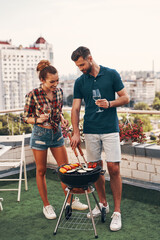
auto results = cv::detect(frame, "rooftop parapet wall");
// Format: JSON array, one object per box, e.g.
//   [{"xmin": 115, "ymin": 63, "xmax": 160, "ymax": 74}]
[
  {"xmin": 120, "ymin": 144, "xmax": 160, "ymax": 185},
  {"xmin": 121, "ymin": 143, "xmax": 160, "ymax": 159},
  {"xmin": 0, "ymin": 140, "xmax": 160, "ymax": 187}
]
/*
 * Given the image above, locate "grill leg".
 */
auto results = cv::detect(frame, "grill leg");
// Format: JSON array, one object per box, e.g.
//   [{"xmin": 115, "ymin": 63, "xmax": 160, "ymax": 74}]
[
  {"xmin": 91, "ymin": 188, "xmax": 102, "ymax": 213},
  {"xmin": 70, "ymin": 193, "xmax": 74, "ymax": 206},
  {"xmin": 53, "ymin": 188, "xmax": 71, "ymax": 235},
  {"xmin": 85, "ymin": 190, "xmax": 98, "ymax": 238}
]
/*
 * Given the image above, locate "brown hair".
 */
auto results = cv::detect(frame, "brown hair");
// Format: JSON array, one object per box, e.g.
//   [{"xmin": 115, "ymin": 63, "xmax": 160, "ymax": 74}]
[
  {"xmin": 37, "ymin": 60, "xmax": 57, "ymax": 80},
  {"xmin": 71, "ymin": 46, "xmax": 91, "ymax": 61}
]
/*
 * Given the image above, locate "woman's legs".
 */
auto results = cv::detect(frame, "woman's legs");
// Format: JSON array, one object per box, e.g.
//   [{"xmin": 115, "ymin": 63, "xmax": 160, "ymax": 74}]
[
  {"xmin": 50, "ymin": 145, "xmax": 69, "ymax": 196},
  {"xmin": 50, "ymin": 145, "xmax": 88, "ymax": 210},
  {"xmin": 32, "ymin": 149, "xmax": 49, "ymax": 207}
]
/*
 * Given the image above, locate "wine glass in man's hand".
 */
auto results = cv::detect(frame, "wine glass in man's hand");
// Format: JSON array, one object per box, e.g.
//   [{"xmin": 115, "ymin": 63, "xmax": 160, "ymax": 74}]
[{"xmin": 92, "ymin": 89, "xmax": 104, "ymax": 113}]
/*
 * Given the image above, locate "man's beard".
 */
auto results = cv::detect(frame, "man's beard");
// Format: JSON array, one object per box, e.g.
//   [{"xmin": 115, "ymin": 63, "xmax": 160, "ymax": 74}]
[{"xmin": 82, "ymin": 64, "xmax": 92, "ymax": 75}]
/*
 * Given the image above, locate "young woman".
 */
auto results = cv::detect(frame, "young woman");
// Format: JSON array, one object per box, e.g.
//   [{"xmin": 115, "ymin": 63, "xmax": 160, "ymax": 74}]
[{"xmin": 23, "ymin": 60, "xmax": 87, "ymax": 219}]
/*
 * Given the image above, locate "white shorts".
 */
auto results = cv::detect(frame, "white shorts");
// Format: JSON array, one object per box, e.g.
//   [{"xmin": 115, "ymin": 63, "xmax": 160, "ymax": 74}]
[{"xmin": 84, "ymin": 133, "xmax": 121, "ymax": 163}]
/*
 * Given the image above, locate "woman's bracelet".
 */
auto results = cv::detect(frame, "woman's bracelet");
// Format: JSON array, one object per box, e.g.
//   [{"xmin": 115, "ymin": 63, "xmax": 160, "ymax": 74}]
[{"xmin": 108, "ymin": 101, "xmax": 110, "ymax": 108}]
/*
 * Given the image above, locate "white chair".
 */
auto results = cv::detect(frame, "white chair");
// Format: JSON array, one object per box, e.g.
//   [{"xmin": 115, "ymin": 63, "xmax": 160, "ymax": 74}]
[
  {"xmin": 0, "ymin": 197, "xmax": 3, "ymax": 211},
  {"xmin": 0, "ymin": 133, "xmax": 28, "ymax": 201}
]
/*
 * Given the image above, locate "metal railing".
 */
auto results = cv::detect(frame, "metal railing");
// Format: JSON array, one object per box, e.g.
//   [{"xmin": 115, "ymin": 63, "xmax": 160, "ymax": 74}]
[
  {"xmin": 0, "ymin": 107, "xmax": 160, "ymax": 115},
  {"xmin": 1, "ymin": 107, "xmax": 160, "ymax": 143}
]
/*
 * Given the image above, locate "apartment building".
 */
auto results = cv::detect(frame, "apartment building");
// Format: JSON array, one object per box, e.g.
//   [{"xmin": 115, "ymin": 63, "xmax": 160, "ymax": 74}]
[
  {"xmin": 0, "ymin": 37, "xmax": 53, "ymax": 110},
  {"xmin": 124, "ymin": 78, "xmax": 155, "ymax": 106},
  {"xmin": 58, "ymin": 71, "xmax": 158, "ymax": 107},
  {"xmin": 59, "ymin": 79, "xmax": 75, "ymax": 104},
  {"xmin": 154, "ymin": 77, "xmax": 160, "ymax": 92}
]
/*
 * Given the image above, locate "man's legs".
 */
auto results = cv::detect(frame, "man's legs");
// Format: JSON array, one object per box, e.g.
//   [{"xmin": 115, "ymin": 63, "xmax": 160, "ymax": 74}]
[
  {"xmin": 102, "ymin": 133, "xmax": 122, "ymax": 212},
  {"xmin": 107, "ymin": 162, "xmax": 122, "ymax": 231},
  {"xmin": 94, "ymin": 160, "xmax": 107, "ymax": 207},
  {"xmin": 85, "ymin": 134, "xmax": 107, "ymax": 205},
  {"xmin": 85, "ymin": 134, "xmax": 109, "ymax": 219},
  {"xmin": 107, "ymin": 162, "xmax": 122, "ymax": 212},
  {"xmin": 102, "ymin": 133, "xmax": 122, "ymax": 231}
]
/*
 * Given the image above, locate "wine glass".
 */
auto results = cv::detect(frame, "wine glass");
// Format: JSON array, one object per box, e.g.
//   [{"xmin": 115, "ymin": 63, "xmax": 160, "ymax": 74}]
[
  {"xmin": 43, "ymin": 103, "xmax": 51, "ymax": 126},
  {"xmin": 92, "ymin": 89, "xmax": 104, "ymax": 113}
]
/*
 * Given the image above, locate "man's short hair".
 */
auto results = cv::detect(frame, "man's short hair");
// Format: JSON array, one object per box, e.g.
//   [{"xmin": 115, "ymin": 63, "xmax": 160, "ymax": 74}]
[{"xmin": 71, "ymin": 46, "xmax": 91, "ymax": 61}]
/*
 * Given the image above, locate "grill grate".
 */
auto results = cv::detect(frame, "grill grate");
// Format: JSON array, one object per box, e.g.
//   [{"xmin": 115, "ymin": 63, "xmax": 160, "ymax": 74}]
[{"xmin": 58, "ymin": 211, "xmax": 99, "ymax": 231}]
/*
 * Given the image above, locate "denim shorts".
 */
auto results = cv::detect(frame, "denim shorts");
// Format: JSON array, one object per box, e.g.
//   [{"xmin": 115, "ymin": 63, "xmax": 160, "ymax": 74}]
[
  {"xmin": 84, "ymin": 133, "xmax": 121, "ymax": 163},
  {"xmin": 30, "ymin": 125, "xmax": 64, "ymax": 150}
]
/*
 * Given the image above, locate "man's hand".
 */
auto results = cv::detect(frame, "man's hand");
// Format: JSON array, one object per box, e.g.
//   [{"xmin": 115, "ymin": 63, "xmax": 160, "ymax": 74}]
[
  {"xmin": 96, "ymin": 99, "xmax": 110, "ymax": 108},
  {"xmin": 70, "ymin": 133, "xmax": 81, "ymax": 149}
]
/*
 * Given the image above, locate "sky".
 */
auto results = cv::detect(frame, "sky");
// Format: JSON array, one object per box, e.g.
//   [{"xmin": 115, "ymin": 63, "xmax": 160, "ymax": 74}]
[{"xmin": 0, "ymin": 0, "xmax": 160, "ymax": 76}]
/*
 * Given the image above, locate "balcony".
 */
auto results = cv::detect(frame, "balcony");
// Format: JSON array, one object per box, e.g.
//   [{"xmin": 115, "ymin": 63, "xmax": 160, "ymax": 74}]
[{"xmin": 0, "ymin": 108, "xmax": 160, "ymax": 239}]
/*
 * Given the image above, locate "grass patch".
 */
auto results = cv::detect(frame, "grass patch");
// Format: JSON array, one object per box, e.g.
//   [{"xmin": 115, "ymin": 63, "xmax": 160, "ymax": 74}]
[{"xmin": 0, "ymin": 169, "xmax": 160, "ymax": 240}]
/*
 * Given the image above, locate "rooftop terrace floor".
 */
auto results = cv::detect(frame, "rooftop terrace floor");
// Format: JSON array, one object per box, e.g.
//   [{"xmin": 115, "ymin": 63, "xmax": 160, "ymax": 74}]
[{"xmin": 0, "ymin": 168, "xmax": 160, "ymax": 240}]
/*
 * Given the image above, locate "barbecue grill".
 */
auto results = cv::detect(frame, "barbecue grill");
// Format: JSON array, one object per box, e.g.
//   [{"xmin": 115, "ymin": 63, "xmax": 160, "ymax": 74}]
[
  {"xmin": 58, "ymin": 164, "xmax": 104, "ymax": 188},
  {"xmin": 53, "ymin": 137, "xmax": 106, "ymax": 239}
]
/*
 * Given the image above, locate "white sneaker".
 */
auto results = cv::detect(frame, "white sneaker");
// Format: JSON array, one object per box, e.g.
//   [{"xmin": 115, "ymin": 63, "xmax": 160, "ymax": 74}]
[
  {"xmin": 43, "ymin": 205, "xmax": 57, "ymax": 219},
  {"xmin": 87, "ymin": 202, "xmax": 109, "ymax": 219},
  {"xmin": 110, "ymin": 212, "xmax": 122, "ymax": 231},
  {"xmin": 66, "ymin": 197, "xmax": 88, "ymax": 210}
]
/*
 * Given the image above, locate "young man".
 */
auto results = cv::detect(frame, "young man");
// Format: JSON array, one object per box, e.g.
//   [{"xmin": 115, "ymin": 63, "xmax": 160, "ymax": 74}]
[{"xmin": 70, "ymin": 46, "xmax": 130, "ymax": 231}]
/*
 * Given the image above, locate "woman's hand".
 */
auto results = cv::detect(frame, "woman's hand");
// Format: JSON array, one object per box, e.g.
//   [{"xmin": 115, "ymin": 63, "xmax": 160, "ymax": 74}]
[
  {"xmin": 37, "ymin": 114, "xmax": 49, "ymax": 124},
  {"xmin": 60, "ymin": 114, "xmax": 69, "ymax": 128},
  {"xmin": 61, "ymin": 118, "xmax": 69, "ymax": 128}
]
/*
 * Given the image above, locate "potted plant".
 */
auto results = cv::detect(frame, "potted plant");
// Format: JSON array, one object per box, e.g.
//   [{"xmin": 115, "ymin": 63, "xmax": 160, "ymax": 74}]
[{"xmin": 119, "ymin": 120, "xmax": 146, "ymax": 144}]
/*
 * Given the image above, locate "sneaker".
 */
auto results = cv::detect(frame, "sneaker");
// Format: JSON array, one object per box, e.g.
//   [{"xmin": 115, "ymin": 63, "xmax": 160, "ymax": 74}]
[
  {"xmin": 87, "ymin": 202, "xmax": 109, "ymax": 219},
  {"xmin": 66, "ymin": 197, "xmax": 88, "ymax": 210},
  {"xmin": 110, "ymin": 212, "xmax": 122, "ymax": 231},
  {"xmin": 43, "ymin": 205, "xmax": 57, "ymax": 219}
]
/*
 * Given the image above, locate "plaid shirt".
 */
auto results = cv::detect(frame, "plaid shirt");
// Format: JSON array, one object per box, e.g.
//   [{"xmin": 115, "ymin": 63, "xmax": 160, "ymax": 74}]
[{"xmin": 23, "ymin": 84, "xmax": 63, "ymax": 132}]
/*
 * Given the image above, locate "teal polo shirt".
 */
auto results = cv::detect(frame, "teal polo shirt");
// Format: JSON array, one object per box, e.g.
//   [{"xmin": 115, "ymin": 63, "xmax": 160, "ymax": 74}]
[{"xmin": 73, "ymin": 65, "xmax": 124, "ymax": 134}]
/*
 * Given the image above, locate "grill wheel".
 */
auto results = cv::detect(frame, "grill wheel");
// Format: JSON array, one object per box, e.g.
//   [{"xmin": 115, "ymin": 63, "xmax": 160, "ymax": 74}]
[
  {"xmin": 65, "ymin": 205, "xmax": 72, "ymax": 220},
  {"xmin": 101, "ymin": 207, "xmax": 106, "ymax": 223}
]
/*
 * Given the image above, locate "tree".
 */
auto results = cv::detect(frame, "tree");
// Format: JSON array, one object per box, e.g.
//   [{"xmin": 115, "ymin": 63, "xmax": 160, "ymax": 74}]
[
  {"xmin": 134, "ymin": 102, "xmax": 150, "ymax": 110},
  {"xmin": 0, "ymin": 113, "xmax": 32, "ymax": 135},
  {"xmin": 155, "ymin": 92, "xmax": 160, "ymax": 99},
  {"xmin": 0, "ymin": 127, "xmax": 10, "ymax": 135},
  {"xmin": 63, "ymin": 111, "xmax": 71, "ymax": 126},
  {"xmin": 22, "ymin": 125, "xmax": 32, "ymax": 134},
  {"xmin": 67, "ymin": 94, "xmax": 73, "ymax": 106},
  {"xmin": 152, "ymin": 97, "xmax": 160, "ymax": 111},
  {"xmin": 0, "ymin": 115, "xmax": 8, "ymax": 126}
]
